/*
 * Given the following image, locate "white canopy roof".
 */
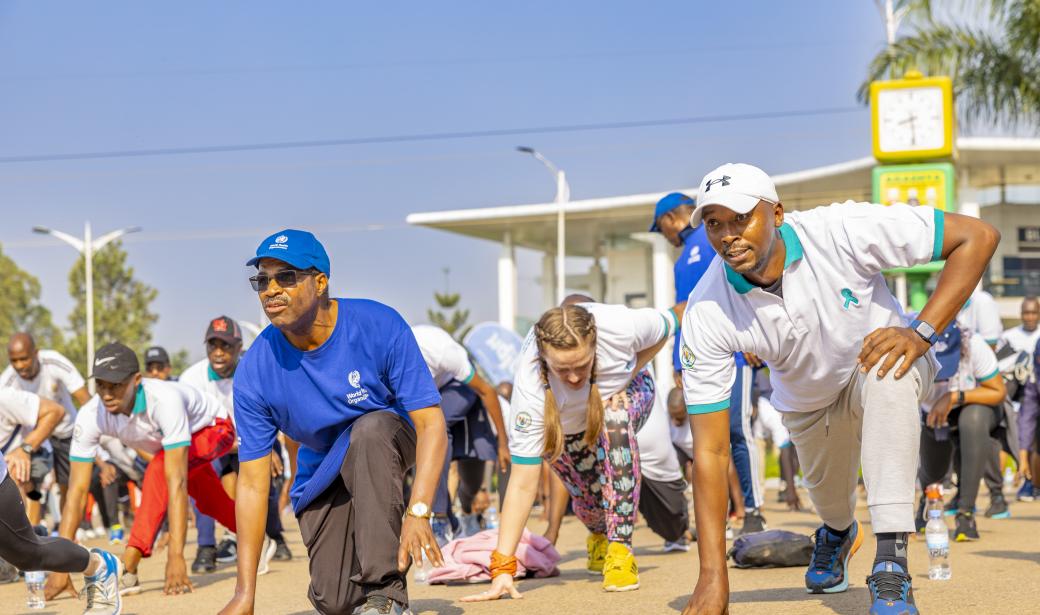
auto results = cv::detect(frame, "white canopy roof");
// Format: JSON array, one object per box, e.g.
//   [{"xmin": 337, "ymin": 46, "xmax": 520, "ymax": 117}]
[{"xmin": 406, "ymin": 137, "xmax": 1040, "ymax": 256}]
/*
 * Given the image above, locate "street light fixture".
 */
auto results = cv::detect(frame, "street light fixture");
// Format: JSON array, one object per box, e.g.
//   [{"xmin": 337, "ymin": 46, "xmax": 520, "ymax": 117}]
[
  {"xmin": 516, "ymin": 146, "xmax": 570, "ymax": 305},
  {"xmin": 33, "ymin": 222, "xmax": 142, "ymax": 392}
]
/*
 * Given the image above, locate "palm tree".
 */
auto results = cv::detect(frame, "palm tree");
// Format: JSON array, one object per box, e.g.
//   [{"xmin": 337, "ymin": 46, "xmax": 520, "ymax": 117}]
[{"xmin": 859, "ymin": 0, "xmax": 1040, "ymax": 129}]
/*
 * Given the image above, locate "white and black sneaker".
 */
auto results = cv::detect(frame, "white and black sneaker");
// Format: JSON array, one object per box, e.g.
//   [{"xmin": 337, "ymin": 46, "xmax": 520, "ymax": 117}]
[{"xmin": 215, "ymin": 538, "xmax": 238, "ymax": 563}]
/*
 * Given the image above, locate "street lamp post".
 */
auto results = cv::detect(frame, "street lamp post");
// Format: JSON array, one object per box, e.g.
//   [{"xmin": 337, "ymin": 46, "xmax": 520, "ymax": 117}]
[
  {"xmin": 33, "ymin": 222, "xmax": 141, "ymax": 392},
  {"xmin": 516, "ymin": 146, "xmax": 570, "ymax": 305}
]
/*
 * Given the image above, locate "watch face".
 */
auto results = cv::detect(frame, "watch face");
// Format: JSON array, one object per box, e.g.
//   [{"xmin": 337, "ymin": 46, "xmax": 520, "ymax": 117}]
[
  {"xmin": 877, "ymin": 87, "xmax": 946, "ymax": 152},
  {"xmin": 410, "ymin": 502, "xmax": 429, "ymax": 517}
]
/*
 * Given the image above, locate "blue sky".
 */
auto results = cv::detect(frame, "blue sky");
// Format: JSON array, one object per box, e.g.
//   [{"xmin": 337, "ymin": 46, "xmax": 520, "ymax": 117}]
[{"xmin": 0, "ymin": 1, "xmax": 894, "ymax": 361}]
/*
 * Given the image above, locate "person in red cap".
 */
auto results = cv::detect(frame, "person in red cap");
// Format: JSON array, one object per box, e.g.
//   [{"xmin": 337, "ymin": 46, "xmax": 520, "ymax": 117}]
[{"xmin": 180, "ymin": 316, "xmax": 289, "ymax": 573}]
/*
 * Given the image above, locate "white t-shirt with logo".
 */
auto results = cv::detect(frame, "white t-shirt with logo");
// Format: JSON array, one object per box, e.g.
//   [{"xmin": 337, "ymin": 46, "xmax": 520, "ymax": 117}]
[
  {"xmin": 923, "ymin": 335, "xmax": 1000, "ymax": 413},
  {"xmin": 1000, "ymin": 325, "xmax": 1040, "ymax": 357},
  {"xmin": 411, "ymin": 325, "xmax": 475, "ymax": 389},
  {"xmin": 508, "ymin": 302, "xmax": 677, "ymax": 461},
  {"xmin": 0, "ymin": 388, "xmax": 44, "ymax": 483},
  {"xmin": 0, "ymin": 349, "xmax": 86, "ymax": 440},
  {"xmin": 681, "ymin": 202, "xmax": 942, "ymax": 415},
  {"xmin": 70, "ymin": 378, "xmax": 227, "ymax": 461},
  {"xmin": 957, "ymin": 290, "xmax": 1003, "ymax": 346}
]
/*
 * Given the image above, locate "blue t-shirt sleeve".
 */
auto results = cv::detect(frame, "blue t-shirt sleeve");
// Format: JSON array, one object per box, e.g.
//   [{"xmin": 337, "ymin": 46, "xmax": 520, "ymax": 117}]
[
  {"xmin": 385, "ymin": 321, "xmax": 442, "ymax": 412},
  {"xmin": 234, "ymin": 372, "xmax": 278, "ymax": 463},
  {"xmin": 674, "ymin": 231, "xmax": 715, "ymax": 303}
]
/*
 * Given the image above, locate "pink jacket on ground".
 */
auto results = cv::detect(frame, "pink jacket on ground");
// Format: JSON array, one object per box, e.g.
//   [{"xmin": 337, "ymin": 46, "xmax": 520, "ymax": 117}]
[{"xmin": 427, "ymin": 529, "xmax": 560, "ymax": 584}]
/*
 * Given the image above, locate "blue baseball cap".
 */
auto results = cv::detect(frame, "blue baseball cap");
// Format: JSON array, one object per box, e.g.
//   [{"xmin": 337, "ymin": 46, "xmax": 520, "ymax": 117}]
[
  {"xmin": 933, "ymin": 321, "xmax": 963, "ymax": 381},
  {"xmin": 649, "ymin": 192, "xmax": 695, "ymax": 232},
  {"xmin": 246, "ymin": 229, "xmax": 331, "ymax": 276}
]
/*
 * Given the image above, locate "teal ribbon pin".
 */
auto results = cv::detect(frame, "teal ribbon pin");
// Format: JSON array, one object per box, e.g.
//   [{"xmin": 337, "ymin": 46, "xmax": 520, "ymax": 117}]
[{"xmin": 841, "ymin": 288, "xmax": 859, "ymax": 309}]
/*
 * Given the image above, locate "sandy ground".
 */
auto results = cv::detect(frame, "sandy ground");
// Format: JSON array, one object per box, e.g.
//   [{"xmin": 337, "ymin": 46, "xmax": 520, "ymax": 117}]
[{"xmin": 4, "ymin": 487, "xmax": 1038, "ymax": 614}]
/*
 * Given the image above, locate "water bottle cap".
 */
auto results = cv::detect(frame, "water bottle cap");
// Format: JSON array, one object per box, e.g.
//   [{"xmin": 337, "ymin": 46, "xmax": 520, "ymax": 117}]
[{"xmin": 928, "ymin": 509, "xmax": 942, "ymax": 519}]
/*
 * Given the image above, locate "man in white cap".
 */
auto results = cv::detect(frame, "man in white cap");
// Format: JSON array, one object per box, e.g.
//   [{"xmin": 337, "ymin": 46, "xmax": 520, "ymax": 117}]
[{"xmin": 678, "ymin": 163, "xmax": 999, "ymax": 615}]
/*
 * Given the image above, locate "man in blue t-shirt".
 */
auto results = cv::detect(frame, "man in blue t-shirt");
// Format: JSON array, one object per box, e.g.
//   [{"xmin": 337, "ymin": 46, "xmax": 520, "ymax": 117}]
[
  {"xmin": 650, "ymin": 192, "xmax": 765, "ymax": 534},
  {"xmin": 218, "ymin": 230, "xmax": 447, "ymax": 615}
]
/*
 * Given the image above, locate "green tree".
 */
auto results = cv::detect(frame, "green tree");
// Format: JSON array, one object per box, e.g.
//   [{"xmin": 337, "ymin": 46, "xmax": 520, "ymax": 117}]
[
  {"xmin": 860, "ymin": 1, "xmax": 1040, "ymax": 128},
  {"xmin": 0, "ymin": 244, "xmax": 63, "ymax": 349},
  {"xmin": 64, "ymin": 240, "xmax": 158, "ymax": 375},
  {"xmin": 428, "ymin": 288, "xmax": 472, "ymax": 341},
  {"xmin": 169, "ymin": 348, "xmax": 191, "ymax": 377}
]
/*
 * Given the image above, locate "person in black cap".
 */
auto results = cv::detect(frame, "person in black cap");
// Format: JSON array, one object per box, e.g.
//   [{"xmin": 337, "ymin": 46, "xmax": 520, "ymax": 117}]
[
  {"xmin": 47, "ymin": 342, "xmax": 242, "ymax": 599},
  {"xmin": 181, "ymin": 316, "xmax": 288, "ymax": 572},
  {"xmin": 219, "ymin": 229, "xmax": 446, "ymax": 615},
  {"xmin": 144, "ymin": 346, "xmax": 174, "ymax": 381}
]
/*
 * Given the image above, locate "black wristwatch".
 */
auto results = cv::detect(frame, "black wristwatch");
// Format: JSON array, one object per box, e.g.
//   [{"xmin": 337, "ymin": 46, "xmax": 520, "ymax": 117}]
[
  {"xmin": 19, "ymin": 443, "xmax": 33, "ymax": 455},
  {"xmin": 957, "ymin": 390, "xmax": 965, "ymax": 407}
]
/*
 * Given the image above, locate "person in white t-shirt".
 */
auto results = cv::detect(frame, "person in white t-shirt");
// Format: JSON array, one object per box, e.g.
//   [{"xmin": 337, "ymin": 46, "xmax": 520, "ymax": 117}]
[
  {"xmin": 957, "ymin": 288, "xmax": 1003, "ymax": 348},
  {"xmin": 0, "ymin": 387, "xmax": 67, "ymax": 516},
  {"xmin": 917, "ymin": 323, "xmax": 1007, "ymax": 542},
  {"xmin": 46, "ymin": 343, "xmax": 241, "ymax": 600},
  {"xmin": 1000, "ymin": 296, "xmax": 1040, "ymax": 356},
  {"xmin": 462, "ymin": 302, "xmax": 674, "ymax": 602},
  {"xmin": 179, "ymin": 316, "xmax": 290, "ymax": 572},
  {"xmin": 1004, "ymin": 297, "xmax": 1040, "ymax": 501},
  {"xmin": 678, "ymin": 163, "xmax": 998, "ymax": 615},
  {"xmin": 3, "ymin": 333, "xmax": 92, "ymax": 512}
]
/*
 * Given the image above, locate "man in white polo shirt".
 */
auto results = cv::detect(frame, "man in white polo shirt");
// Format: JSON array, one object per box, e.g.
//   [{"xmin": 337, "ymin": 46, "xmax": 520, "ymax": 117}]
[
  {"xmin": 3, "ymin": 333, "xmax": 92, "ymax": 516},
  {"xmin": 46, "ymin": 343, "xmax": 242, "ymax": 599},
  {"xmin": 678, "ymin": 163, "xmax": 999, "ymax": 615}
]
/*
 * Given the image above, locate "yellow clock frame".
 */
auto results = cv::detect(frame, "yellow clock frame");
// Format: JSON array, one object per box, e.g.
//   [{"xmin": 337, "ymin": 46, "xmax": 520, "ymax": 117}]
[{"xmin": 870, "ymin": 74, "xmax": 954, "ymax": 163}]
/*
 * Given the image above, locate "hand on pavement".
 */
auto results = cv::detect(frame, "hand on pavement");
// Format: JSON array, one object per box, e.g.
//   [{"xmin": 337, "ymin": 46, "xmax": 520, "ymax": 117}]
[
  {"xmin": 397, "ymin": 515, "xmax": 443, "ymax": 573},
  {"xmin": 682, "ymin": 571, "xmax": 729, "ymax": 614},
  {"xmin": 44, "ymin": 571, "xmax": 78, "ymax": 601},
  {"xmin": 460, "ymin": 574, "xmax": 523, "ymax": 602},
  {"xmin": 163, "ymin": 556, "xmax": 194, "ymax": 595}
]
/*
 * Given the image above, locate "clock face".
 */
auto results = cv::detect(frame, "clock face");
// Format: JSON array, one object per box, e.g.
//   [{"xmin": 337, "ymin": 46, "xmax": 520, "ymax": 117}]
[{"xmin": 876, "ymin": 86, "xmax": 946, "ymax": 153}]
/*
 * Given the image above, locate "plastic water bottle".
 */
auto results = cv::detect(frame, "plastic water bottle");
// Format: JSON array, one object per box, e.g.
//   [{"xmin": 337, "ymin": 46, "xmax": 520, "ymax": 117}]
[
  {"xmin": 485, "ymin": 507, "xmax": 499, "ymax": 530},
  {"xmin": 1004, "ymin": 466, "xmax": 1015, "ymax": 491},
  {"xmin": 925, "ymin": 509, "xmax": 951, "ymax": 580},
  {"xmin": 413, "ymin": 554, "xmax": 433, "ymax": 584},
  {"xmin": 25, "ymin": 570, "xmax": 46, "ymax": 609},
  {"xmin": 924, "ymin": 484, "xmax": 944, "ymax": 521}
]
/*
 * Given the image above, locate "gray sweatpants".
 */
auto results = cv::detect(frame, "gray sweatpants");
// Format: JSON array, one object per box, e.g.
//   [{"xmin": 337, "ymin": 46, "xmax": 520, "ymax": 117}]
[{"xmin": 781, "ymin": 357, "xmax": 933, "ymax": 534}]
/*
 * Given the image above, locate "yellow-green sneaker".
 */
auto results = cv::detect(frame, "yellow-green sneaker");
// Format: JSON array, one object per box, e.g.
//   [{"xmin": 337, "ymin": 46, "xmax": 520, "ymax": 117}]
[
  {"xmin": 602, "ymin": 541, "xmax": 639, "ymax": 592},
  {"xmin": 586, "ymin": 532, "xmax": 608, "ymax": 574}
]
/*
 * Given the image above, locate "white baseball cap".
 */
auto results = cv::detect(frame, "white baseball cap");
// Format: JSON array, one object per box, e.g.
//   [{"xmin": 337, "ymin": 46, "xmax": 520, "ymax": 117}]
[{"xmin": 690, "ymin": 163, "xmax": 779, "ymax": 227}]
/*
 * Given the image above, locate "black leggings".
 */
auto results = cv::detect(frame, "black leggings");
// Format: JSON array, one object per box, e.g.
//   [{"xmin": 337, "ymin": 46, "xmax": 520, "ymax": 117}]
[
  {"xmin": 0, "ymin": 475, "xmax": 89, "ymax": 572},
  {"xmin": 919, "ymin": 404, "xmax": 1000, "ymax": 513}
]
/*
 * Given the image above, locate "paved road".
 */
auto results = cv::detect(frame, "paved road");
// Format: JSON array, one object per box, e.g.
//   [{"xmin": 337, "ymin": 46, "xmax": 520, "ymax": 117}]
[{"xmin": 4, "ymin": 488, "xmax": 1037, "ymax": 614}]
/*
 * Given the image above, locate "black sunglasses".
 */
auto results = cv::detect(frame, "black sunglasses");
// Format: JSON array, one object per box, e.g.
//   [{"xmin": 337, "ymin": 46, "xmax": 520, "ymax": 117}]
[{"xmin": 249, "ymin": 269, "xmax": 317, "ymax": 292}]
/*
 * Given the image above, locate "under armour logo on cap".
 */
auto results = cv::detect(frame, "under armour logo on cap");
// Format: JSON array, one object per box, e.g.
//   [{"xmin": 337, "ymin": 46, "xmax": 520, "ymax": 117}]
[{"xmin": 704, "ymin": 175, "xmax": 731, "ymax": 192}]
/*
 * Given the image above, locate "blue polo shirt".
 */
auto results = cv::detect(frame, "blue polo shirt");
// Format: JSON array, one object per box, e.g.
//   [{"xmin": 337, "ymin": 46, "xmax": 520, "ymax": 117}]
[
  {"xmin": 672, "ymin": 225, "xmax": 717, "ymax": 371},
  {"xmin": 234, "ymin": 298, "xmax": 441, "ymax": 513}
]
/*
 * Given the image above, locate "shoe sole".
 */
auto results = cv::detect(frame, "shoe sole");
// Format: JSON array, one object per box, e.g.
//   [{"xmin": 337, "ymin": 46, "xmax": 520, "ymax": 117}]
[
  {"xmin": 603, "ymin": 582, "xmax": 640, "ymax": 592},
  {"xmin": 586, "ymin": 567, "xmax": 603, "ymax": 575},
  {"xmin": 806, "ymin": 522, "xmax": 863, "ymax": 595},
  {"xmin": 986, "ymin": 511, "xmax": 1011, "ymax": 519},
  {"xmin": 257, "ymin": 539, "xmax": 277, "ymax": 576},
  {"xmin": 954, "ymin": 533, "xmax": 978, "ymax": 542}
]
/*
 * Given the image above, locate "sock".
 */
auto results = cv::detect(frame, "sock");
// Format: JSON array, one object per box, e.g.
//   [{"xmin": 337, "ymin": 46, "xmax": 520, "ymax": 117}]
[
  {"xmin": 874, "ymin": 532, "xmax": 909, "ymax": 570},
  {"xmin": 824, "ymin": 524, "xmax": 850, "ymax": 539}
]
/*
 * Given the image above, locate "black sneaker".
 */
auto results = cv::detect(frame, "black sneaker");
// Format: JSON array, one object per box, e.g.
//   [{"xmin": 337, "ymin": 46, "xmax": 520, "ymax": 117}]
[
  {"xmin": 866, "ymin": 561, "xmax": 918, "ymax": 614},
  {"xmin": 215, "ymin": 538, "xmax": 238, "ymax": 563},
  {"xmin": 352, "ymin": 595, "xmax": 413, "ymax": 615},
  {"xmin": 954, "ymin": 512, "xmax": 979, "ymax": 542},
  {"xmin": 984, "ymin": 494, "xmax": 1010, "ymax": 519},
  {"xmin": 273, "ymin": 536, "xmax": 293, "ymax": 561},
  {"xmin": 192, "ymin": 546, "xmax": 217, "ymax": 573},
  {"xmin": 738, "ymin": 509, "xmax": 767, "ymax": 535}
]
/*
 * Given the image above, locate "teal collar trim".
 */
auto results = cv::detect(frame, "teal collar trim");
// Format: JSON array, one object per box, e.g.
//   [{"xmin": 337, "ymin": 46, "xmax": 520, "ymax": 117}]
[
  {"xmin": 207, "ymin": 364, "xmax": 234, "ymax": 381},
  {"xmin": 132, "ymin": 384, "xmax": 147, "ymax": 414},
  {"xmin": 723, "ymin": 223, "xmax": 803, "ymax": 294}
]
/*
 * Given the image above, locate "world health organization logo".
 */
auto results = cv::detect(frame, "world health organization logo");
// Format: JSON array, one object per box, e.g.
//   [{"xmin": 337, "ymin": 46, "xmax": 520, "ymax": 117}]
[
  {"xmin": 275, "ymin": 235, "xmax": 288, "ymax": 244},
  {"xmin": 348, "ymin": 370, "xmax": 361, "ymax": 388}
]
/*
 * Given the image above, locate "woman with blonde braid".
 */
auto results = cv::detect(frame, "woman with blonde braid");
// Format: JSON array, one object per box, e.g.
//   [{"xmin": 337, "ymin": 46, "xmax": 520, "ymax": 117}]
[{"xmin": 461, "ymin": 302, "xmax": 675, "ymax": 602}]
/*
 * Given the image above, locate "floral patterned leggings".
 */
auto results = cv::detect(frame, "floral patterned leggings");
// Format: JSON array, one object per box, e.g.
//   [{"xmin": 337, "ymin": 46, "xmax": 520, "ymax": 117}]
[{"xmin": 548, "ymin": 370, "xmax": 656, "ymax": 546}]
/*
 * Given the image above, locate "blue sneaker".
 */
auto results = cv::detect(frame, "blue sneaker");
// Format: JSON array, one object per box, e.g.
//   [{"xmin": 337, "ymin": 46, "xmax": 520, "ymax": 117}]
[
  {"xmin": 1017, "ymin": 479, "xmax": 1035, "ymax": 502},
  {"xmin": 867, "ymin": 560, "xmax": 918, "ymax": 615},
  {"xmin": 84, "ymin": 548, "xmax": 122, "ymax": 614},
  {"xmin": 805, "ymin": 521, "xmax": 863, "ymax": 593}
]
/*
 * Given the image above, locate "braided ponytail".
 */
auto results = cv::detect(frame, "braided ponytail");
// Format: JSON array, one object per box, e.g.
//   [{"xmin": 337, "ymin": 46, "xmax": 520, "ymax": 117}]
[{"xmin": 534, "ymin": 304, "xmax": 598, "ymax": 460}]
